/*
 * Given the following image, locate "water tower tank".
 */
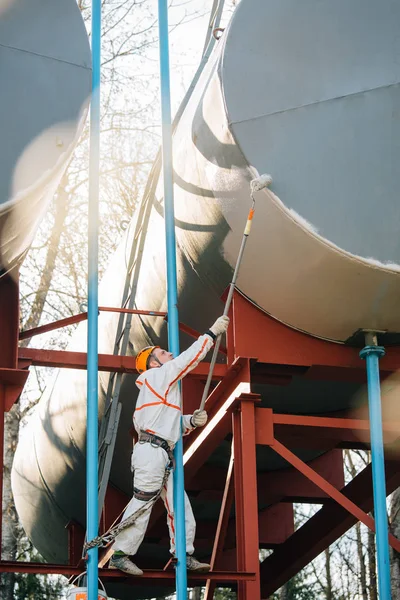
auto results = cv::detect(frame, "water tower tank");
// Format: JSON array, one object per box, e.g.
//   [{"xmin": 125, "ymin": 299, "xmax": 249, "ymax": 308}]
[{"xmin": 0, "ymin": 0, "xmax": 91, "ymax": 277}]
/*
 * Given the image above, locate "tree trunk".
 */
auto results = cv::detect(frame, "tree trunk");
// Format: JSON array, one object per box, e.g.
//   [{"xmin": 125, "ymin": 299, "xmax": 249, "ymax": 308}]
[
  {"xmin": 21, "ymin": 182, "xmax": 69, "ymax": 342},
  {"xmin": 355, "ymin": 521, "xmax": 369, "ymax": 600},
  {"xmin": 390, "ymin": 487, "xmax": 400, "ymax": 600},
  {"xmin": 346, "ymin": 451, "xmax": 368, "ymax": 600},
  {"xmin": 0, "ymin": 183, "xmax": 68, "ymax": 599},
  {"xmin": 0, "ymin": 405, "xmax": 19, "ymax": 599},
  {"xmin": 325, "ymin": 547, "xmax": 333, "ymax": 600},
  {"xmin": 279, "ymin": 582, "xmax": 290, "ymax": 600},
  {"xmin": 367, "ymin": 513, "xmax": 377, "ymax": 600}
]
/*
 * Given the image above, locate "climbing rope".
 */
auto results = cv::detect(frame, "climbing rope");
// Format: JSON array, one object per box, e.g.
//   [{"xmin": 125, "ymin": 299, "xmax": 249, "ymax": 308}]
[{"xmin": 84, "ymin": 463, "xmax": 172, "ymax": 553}]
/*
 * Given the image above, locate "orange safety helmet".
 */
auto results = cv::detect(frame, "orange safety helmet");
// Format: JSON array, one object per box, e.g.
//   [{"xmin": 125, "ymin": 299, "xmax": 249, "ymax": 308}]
[{"xmin": 135, "ymin": 345, "xmax": 160, "ymax": 374}]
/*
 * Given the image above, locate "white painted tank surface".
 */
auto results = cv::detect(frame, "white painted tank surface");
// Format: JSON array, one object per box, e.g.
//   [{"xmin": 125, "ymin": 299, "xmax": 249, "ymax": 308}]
[
  {"xmin": 12, "ymin": 1, "xmax": 400, "ymax": 597},
  {"xmin": 0, "ymin": 0, "xmax": 91, "ymax": 277}
]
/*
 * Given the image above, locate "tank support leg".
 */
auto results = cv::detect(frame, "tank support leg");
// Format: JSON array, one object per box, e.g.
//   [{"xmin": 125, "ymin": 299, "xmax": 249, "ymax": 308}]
[
  {"xmin": 233, "ymin": 394, "xmax": 261, "ymax": 600},
  {"xmin": 360, "ymin": 333, "xmax": 391, "ymax": 600}
]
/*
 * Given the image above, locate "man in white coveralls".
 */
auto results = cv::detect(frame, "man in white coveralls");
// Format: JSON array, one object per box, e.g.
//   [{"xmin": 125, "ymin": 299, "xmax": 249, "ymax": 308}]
[{"xmin": 109, "ymin": 315, "xmax": 230, "ymax": 576}]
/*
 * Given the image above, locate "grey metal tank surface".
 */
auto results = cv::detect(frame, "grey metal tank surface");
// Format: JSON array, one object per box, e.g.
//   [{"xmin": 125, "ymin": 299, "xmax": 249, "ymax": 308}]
[
  {"xmin": 12, "ymin": 1, "xmax": 400, "ymax": 598},
  {"xmin": 0, "ymin": 0, "xmax": 91, "ymax": 276}
]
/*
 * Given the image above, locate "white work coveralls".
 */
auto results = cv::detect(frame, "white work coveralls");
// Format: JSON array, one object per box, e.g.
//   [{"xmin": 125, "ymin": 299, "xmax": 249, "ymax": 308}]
[{"xmin": 113, "ymin": 333, "xmax": 214, "ymax": 556}]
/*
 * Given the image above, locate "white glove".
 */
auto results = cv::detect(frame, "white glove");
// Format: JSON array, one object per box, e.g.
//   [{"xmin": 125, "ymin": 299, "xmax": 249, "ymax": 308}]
[
  {"xmin": 191, "ymin": 409, "xmax": 208, "ymax": 428},
  {"xmin": 210, "ymin": 315, "xmax": 230, "ymax": 337}
]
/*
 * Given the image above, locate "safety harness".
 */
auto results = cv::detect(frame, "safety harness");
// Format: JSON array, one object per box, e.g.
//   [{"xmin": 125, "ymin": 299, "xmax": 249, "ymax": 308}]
[
  {"xmin": 133, "ymin": 431, "xmax": 175, "ymax": 500},
  {"xmin": 83, "ymin": 431, "xmax": 174, "ymax": 553}
]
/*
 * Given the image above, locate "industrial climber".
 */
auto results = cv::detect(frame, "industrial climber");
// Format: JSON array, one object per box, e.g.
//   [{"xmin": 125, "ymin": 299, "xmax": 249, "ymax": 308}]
[{"xmin": 109, "ymin": 315, "xmax": 230, "ymax": 576}]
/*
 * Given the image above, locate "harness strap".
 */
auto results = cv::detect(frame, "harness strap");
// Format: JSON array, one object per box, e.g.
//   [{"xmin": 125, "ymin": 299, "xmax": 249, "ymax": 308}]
[
  {"xmin": 133, "ymin": 486, "xmax": 159, "ymax": 501},
  {"xmin": 83, "ymin": 462, "xmax": 172, "ymax": 553},
  {"xmin": 83, "ymin": 432, "xmax": 175, "ymax": 553},
  {"xmin": 138, "ymin": 430, "xmax": 175, "ymax": 465}
]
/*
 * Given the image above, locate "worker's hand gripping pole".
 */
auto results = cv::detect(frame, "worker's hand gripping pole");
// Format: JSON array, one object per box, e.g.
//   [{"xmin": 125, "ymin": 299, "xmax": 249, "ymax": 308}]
[{"xmin": 199, "ymin": 174, "xmax": 272, "ymax": 411}]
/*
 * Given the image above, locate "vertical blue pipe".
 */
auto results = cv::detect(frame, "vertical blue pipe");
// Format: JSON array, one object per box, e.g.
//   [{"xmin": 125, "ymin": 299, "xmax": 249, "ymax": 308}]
[
  {"xmin": 360, "ymin": 342, "xmax": 391, "ymax": 600},
  {"xmin": 157, "ymin": 1, "xmax": 187, "ymax": 597},
  {"xmin": 87, "ymin": 0, "xmax": 101, "ymax": 598}
]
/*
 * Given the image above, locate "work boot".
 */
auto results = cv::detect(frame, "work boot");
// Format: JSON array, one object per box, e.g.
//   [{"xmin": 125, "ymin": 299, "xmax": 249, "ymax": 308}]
[
  {"xmin": 186, "ymin": 554, "xmax": 211, "ymax": 572},
  {"xmin": 109, "ymin": 554, "xmax": 143, "ymax": 576}
]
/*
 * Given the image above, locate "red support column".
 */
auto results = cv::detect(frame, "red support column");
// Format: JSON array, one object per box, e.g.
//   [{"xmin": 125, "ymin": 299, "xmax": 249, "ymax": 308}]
[
  {"xmin": 0, "ymin": 387, "xmax": 4, "ymax": 554},
  {"xmin": 0, "ymin": 273, "xmax": 20, "ymax": 558},
  {"xmin": 66, "ymin": 521, "xmax": 86, "ymax": 566},
  {"xmin": 233, "ymin": 393, "xmax": 261, "ymax": 600},
  {"xmin": 204, "ymin": 445, "xmax": 235, "ymax": 600}
]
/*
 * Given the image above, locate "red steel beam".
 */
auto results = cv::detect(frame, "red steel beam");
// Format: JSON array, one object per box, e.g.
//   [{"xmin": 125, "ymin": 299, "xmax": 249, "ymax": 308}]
[
  {"xmin": 66, "ymin": 521, "xmax": 85, "ymax": 567},
  {"xmin": 19, "ymin": 307, "xmax": 167, "ymax": 341},
  {"xmin": 256, "ymin": 450, "xmax": 344, "ymax": 505},
  {"xmin": 260, "ymin": 457, "xmax": 400, "ymax": 597},
  {"xmin": 273, "ymin": 413, "xmax": 400, "ymax": 434},
  {"xmin": 0, "ymin": 389, "xmax": 5, "ymax": 552},
  {"xmin": 166, "ymin": 317, "xmax": 227, "ymax": 355},
  {"xmin": 257, "ymin": 410, "xmax": 400, "ymax": 449},
  {"xmin": 18, "ymin": 307, "xmax": 229, "ymax": 355},
  {"xmin": 99, "ymin": 307, "xmax": 166, "ymax": 316},
  {"xmin": 100, "ymin": 308, "xmax": 226, "ymax": 354},
  {"xmin": 271, "ymin": 438, "xmax": 400, "ymax": 552},
  {"xmin": 0, "ymin": 273, "xmax": 19, "ymax": 368},
  {"xmin": 183, "ymin": 379, "xmax": 251, "ymax": 480},
  {"xmin": 0, "ymin": 273, "xmax": 20, "ymax": 553},
  {"xmin": 102, "ymin": 485, "xmax": 129, "ymax": 533},
  {"xmin": 233, "ymin": 394, "xmax": 261, "ymax": 600},
  {"xmin": 230, "ymin": 289, "xmax": 400, "ymax": 373},
  {"xmin": 0, "ymin": 368, "xmax": 29, "ymax": 412},
  {"xmin": 17, "ymin": 347, "xmax": 227, "ymax": 379},
  {"xmin": 199, "ymin": 356, "xmax": 251, "ymax": 415},
  {"xmin": 183, "ymin": 357, "xmax": 251, "ymax": 459},
  {"xmin": 19, "ymin": 312, "xmax": 90, "ymax": 340},
  {"xmin": 189, "ymin": 450, "xmax": 344, "ymax": 500},
  {"xmin": 0, "ymin": 561, "xmax": 254, "ymax": 583},
  {"xmin": 257, "ymin": 503, "xmax": 294, "ymax": 548},
  {"xmin": 204, "ymin": 446, "xmax": 235, "ymax": 600}
]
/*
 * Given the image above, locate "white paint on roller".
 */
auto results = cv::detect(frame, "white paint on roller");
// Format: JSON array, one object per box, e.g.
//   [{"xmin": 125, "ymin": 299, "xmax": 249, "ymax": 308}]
[{"xmin": 250, "ymin": 173, "xmax": 272, "ymax": 193}]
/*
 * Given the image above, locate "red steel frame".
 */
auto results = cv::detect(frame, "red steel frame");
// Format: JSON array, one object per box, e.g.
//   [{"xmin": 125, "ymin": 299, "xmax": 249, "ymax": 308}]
[{"xmin": 1, "ymin": 280, "xmax": 400, "ymax": 598}]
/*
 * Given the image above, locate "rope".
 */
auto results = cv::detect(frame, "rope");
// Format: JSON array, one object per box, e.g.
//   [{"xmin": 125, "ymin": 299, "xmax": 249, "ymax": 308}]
[{"xmin": 84, "ymin": 463, "xmax": 172, "ymax": 553}]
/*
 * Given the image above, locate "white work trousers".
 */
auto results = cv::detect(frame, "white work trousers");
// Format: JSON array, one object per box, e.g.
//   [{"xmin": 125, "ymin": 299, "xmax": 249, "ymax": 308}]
[{"xmin": 113, "ymin": 441, "xmax": 196, "ymax": 556}]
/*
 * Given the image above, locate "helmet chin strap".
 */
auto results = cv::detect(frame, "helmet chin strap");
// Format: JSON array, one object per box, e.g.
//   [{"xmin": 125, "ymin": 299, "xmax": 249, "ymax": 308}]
[{"xmin": 150, "ymin": 354, "xmax": 163, "ymax": 368}]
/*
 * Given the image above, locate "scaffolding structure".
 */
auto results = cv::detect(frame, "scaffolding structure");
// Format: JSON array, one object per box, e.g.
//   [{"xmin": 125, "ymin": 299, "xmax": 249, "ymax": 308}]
[
  {"xmin": 1, "ymin": 274, "xmax": 400, "ymax": 598},
  {"xmin": 1, "ymin": 2, "xmax": 399, "ymax": 597}
]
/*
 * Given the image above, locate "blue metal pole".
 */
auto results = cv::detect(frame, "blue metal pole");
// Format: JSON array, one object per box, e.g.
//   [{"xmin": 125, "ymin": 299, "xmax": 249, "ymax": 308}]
[
  {"xmin": 157, "ymin": 1, "xmax": 187, "ymax": 597},
  {"xmin": 87, "ymin": 0, "xmax": 101, "ymax": 598},
  {"xmin": 360, "ymin": 335, "xmax": 391, "ymax": 600}
]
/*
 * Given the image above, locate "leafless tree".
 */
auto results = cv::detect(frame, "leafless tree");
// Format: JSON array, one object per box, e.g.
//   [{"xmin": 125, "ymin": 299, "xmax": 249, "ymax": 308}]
[{"xmin": 389, "ymin": 487, "xmax": 400, "ymax": 600}]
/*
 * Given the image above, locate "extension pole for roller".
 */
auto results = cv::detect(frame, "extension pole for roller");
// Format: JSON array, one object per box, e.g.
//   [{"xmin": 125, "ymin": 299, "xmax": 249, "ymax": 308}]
[
  {"xmin": 86, "ymin": 0, "xmax": 101, "ymax": 598},
  {"xmin": 360, "ymin": 333, "xmax": 391, "ymax": 600},
  {"xmin": 199, "ymin": 199, "xmax": 256, "ymax": 412},
  {"xmin": 157, "ymin": 1, "xmax": 187, "ymax": 597}
]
